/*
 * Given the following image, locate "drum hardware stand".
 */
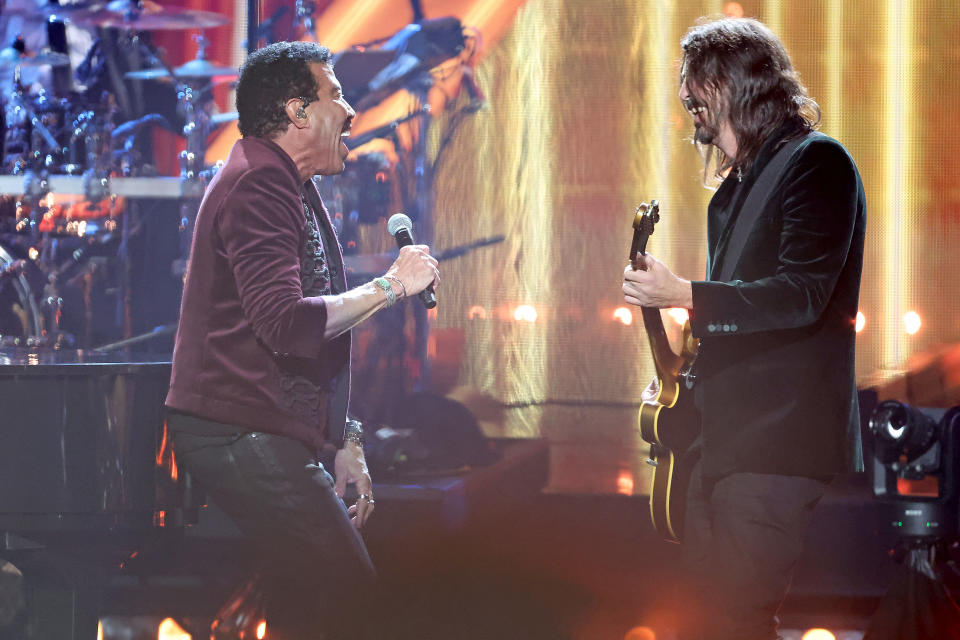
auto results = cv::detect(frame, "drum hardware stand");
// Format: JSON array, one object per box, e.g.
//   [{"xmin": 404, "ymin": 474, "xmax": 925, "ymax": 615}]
[
  {"xmin": 5, "ymin": 76, "xmax": 62, "ymax": 346},
  {"xmin": 3, "ymin": 70, "xmax": 121, "ymax": 348},
  {"xmin": 403, "ymin": 77, "xmax": 437, "ymax": 392},
  {"xmin": 4, "ymin": 84, "xmax": 62, "ymax": 179},
  {"xmin": 79, "ymin": 97, "xmax": 118, "ymax": 205},
  {"xmin": 174, "ymin": 76, "xmax": 218, "ymax": 276},
  {"xmin": 249, "ymin": 6, "xmax": 290, "ymax": 47},
  {"xmin": 295, "ymin": 0, "xmax": 317, "ymax": 41},
  {"xmin": 116, "ymin": 32, "xmax": 217, "ymax": 276},
  {"xmin": 90, "ymin": 322, "xmax": 176, "ymax": 353},
  {"xmin": 246, "ymin": 0, "xmax": 261, "ymax": 54},
  {"xmin": 0, "ymin": 245, "xmax": 43, "ymax": 344}
]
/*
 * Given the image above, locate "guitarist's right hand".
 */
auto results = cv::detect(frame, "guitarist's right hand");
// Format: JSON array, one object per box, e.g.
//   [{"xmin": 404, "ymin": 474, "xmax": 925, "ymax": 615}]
[{"xmin": 641, "ymin": 377, "xmax": 660, "ymax": 404}]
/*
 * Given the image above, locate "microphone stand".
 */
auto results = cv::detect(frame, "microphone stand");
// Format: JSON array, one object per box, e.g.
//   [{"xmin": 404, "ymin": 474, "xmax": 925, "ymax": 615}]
[
  {"xmin": 344, "ymin": 106, "xmax": 430, "ymax": 150},
  {"xmin": 246, "ymin": 0, "xmax": 260, "ymax": 54}
]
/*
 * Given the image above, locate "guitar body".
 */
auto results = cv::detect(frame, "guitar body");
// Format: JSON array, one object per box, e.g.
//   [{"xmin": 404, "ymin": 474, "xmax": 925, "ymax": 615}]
[
  {"xmin": 639, "ymin": 377, "xmax": 700, "ymax": 543},
  {"xmin": 629, "ymin": 201, "xmax": 701, "ymax": 543}
]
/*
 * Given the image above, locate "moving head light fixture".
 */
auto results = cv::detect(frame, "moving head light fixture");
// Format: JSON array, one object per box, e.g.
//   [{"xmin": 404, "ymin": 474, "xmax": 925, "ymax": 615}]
[{"xmin": 868, "ymin": 401, "xmax": 960, "ymax": 539}]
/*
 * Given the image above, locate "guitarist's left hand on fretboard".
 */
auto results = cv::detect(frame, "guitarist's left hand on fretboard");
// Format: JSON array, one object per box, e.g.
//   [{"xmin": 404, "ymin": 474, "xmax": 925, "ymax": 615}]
[{"xmin": 622, "ymin": 256, "xmax": 694, "ymax": 310}]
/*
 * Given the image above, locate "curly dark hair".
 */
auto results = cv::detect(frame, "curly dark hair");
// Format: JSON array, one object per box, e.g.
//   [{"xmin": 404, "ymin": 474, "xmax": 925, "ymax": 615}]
[
  {"xmin": 680, "ymin": 18, "xmax": 820, "ymax": 180},
  {"xmin": 236, "ymin": 41, "xmax": 332, "ymax": 139}
]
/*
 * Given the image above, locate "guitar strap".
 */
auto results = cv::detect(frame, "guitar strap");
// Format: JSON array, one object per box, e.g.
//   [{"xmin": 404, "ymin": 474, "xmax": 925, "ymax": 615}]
[{"xmin": 714, "ymin": 131, "xmax": 820, "ymax": 282}]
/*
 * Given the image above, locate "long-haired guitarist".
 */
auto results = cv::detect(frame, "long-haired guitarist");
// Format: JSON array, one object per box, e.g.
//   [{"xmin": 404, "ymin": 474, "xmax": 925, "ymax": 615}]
[{"xmin": 621, "ymin": 18, "xmax": 866, "ymax": 640}]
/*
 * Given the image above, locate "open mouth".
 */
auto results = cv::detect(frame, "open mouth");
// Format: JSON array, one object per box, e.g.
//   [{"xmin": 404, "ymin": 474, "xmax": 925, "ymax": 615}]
[{"xmin": 683, "ymin": 98, "xmax": 706, "ymax": 117}]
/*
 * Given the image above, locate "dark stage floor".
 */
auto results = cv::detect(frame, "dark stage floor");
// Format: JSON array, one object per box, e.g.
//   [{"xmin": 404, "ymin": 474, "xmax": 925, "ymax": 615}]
[{"xmin": 82, "ymin": 472, "xmax": 903, "ymax": 640}]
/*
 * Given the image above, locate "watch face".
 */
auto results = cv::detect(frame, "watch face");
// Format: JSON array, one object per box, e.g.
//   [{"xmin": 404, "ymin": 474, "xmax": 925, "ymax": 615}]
[{"xmin": 344, "ymin": 419, "xmax": 365, "ymax": 446}]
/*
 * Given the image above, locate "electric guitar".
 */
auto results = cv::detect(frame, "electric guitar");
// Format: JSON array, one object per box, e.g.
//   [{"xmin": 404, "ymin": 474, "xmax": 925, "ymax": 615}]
[{"xmin": 630, "ymin": 200, "xmax": 701, "ymax": 543}]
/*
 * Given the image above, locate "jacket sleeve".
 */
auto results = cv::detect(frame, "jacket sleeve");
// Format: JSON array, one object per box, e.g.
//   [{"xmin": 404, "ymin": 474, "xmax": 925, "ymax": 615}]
[
  {"xmin": 689, "ymin": 137, "xmax": 860, "ymax": 338},
  {"xmin": 218, "ymin": 165, "xmax": 330, "ymax": 357}
]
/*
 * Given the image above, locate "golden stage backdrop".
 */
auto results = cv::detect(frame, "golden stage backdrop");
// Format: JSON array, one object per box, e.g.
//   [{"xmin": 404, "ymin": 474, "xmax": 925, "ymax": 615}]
[{"xmin": 423, "ymin": 0, "xmax": 960, "ymax": 492}]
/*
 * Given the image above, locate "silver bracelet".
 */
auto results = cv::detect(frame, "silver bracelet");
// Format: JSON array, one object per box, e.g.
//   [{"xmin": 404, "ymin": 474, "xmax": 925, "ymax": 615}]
[
  {"xmin": 383, "ymin": 275, "xmax": 407, "ymax": 299},
  {"xmin": 373, "ymin": 277, "xmax": 396, "ymax": 307}
]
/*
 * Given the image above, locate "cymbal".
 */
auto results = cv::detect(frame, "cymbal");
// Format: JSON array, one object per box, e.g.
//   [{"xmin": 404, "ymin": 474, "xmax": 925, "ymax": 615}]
[
  {"xmin": 1, "ymin": 2, "xmax": 107, "ymax": 25},
  {"xmin": 0, "ymin": 48, "xmax": 72, "ymax": 69},
  {"xmin": 71, "ymin": 0, "xmax": 229, "ymax": 30},
  {"xmin": 125, "ymin": 58, "xmax": 237, "ymax": 81}
]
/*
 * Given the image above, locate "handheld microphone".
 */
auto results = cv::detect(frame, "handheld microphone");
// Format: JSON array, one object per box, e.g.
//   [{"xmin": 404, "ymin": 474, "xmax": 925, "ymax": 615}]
[{"xmin": 387, "ymin": 213, "xmax": 437, "ymax": 309}]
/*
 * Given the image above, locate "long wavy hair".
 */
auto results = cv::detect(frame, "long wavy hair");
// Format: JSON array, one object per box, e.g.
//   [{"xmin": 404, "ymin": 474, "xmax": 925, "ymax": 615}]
[{"xmin": 680, "ymin": 18, "xmax": 820, "ymax": 183}]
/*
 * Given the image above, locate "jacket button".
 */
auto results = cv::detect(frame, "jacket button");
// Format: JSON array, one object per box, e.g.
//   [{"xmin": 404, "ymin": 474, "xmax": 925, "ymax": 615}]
[
  {"xmin": 722, "ymin": 324, "xmax": 730, "ymax": 332},
  {"xmin": 708, "ymin": 324, "xmax": 716, "ymax": 333},
  {"xmin": 730, "ymin": 324, "xmax": 738, "ymax": 332}
]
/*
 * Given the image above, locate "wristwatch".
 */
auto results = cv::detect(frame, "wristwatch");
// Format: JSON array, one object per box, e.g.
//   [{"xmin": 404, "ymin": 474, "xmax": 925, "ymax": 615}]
[{"xmin": 343, "ymin": 418, "xmax": 365, "ymax": 448}]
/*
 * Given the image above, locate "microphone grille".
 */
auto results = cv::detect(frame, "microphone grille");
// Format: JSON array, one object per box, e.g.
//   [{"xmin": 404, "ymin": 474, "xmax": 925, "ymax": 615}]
[{"xmin": 387, "ymin": 213, "xmax": 413, "ymax": 237}]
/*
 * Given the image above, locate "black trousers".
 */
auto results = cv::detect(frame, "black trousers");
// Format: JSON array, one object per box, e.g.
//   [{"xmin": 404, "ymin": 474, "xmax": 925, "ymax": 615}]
[
  {"xmin": 168, "ymin": 412, "xmax": 376, "ymax": 640},
  {"xmin": 679, "ymin": 460, "xmax": 827, "ymax": 640}
]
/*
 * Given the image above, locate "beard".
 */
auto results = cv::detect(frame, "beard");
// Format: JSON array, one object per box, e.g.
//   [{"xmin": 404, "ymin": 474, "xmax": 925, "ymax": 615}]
[{"xmin": 693, "ymin": 120, "xmax": 718, "ymax": 146}]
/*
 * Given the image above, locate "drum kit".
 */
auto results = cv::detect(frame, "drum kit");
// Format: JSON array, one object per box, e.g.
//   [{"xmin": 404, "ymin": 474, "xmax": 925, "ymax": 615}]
[
  {"xmin": 0, "ymin": 0, "xmax": 238, "ymax": 348},
  {"xmin": 0, "ymin": 1, "xmax": 484, "ymax": 359}
]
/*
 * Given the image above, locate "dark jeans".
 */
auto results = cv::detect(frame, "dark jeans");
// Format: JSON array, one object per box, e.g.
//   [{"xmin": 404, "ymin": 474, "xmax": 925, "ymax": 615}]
[
  {"xmin": 679, "ymin": 460, "xmax": 827, "ymax": 640},
  {"xmin": 168, "ymin": 411, "xmax": 376, "ymax": 640}
]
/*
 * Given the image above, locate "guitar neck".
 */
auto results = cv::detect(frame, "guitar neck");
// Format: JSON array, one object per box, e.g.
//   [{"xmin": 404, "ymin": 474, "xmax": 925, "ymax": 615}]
[
  {"xmin": 641, "ymin": 306, "xmax": 686, "ymax": 378},
  {"xmin": 629, "ymin": 199, "xmax": 686, "ymax": 378}
]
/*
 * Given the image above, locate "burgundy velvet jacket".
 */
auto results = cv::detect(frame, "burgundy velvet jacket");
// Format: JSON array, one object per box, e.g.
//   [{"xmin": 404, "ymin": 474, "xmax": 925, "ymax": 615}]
[{"xmin": 166, "ymin": 137, "xmax": 351, "ymax": 452}]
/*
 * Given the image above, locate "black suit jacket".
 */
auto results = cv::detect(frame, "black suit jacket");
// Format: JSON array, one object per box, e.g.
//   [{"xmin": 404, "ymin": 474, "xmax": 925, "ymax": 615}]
[{"xmin": 689, "ymin": 128, "xmax": 866, "ymax": 482}]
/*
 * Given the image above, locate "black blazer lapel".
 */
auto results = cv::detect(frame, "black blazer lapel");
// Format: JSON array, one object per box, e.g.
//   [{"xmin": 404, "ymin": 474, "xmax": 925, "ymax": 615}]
[
  {"xmin": 710, "ymin": 133, "xmax": 814, "ymax": 281},
  {"xmin": 708, "ymin": 186, "xmax": 751, "ymax": 280}
]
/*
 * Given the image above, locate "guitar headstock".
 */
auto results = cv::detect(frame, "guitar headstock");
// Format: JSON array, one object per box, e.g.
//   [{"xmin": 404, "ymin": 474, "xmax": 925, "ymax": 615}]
[
  {"xmin": 632, "ymin": 200, "xmax": 660, "ymax": 236},
  {"xmin": 630, "ymin": 200, "xmax": 660, "ymax": 266}
]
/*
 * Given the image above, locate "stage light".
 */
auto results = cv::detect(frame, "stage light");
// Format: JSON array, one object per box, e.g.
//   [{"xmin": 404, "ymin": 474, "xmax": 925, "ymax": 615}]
[
  {"xmin": 158, "ymin": 617, "xmax": 191, "ymax": 640},
  {"xmin": 904, "ymin": 311, "xmax": 921, "ymax": 335},
  {"xmin": 666, "ymin": 307, "xmax": 689, "ymax": 326},
  {"xmin": 98, "ymin": 621, "xmax": 103, "ymax": 640},
  {"xmin": 256, "ymin": 620, "xmax": 267, "ymax": 639},
  {"xmin": 613, "ymin": 307, "xmax": 633, "ymax": 326},
  {"xmin": 868, "ymin": 400, "xmax": 937, "ymax": 466},
  {"xmin": 28, "ymin": 247, "xmax": 38, "ymax": 261},
  {"xmin": 856, "ymin": 311, "xmax": 866, "ymax": 333},
  {"xmin": 468, "ymin": 305, "xmax": 488, "ymax": 320},
  {"xmin": 514, "ymin": 305, "xmax": 538, "ymax": 323},
  {"xmin": 624, "ymin": 626, "xmax": 656, "ymax": 640},
  {"xmin": 617, "ymin": 470, "xmax": 634, "ymax": 495},
  {"xmin": 801, "ymin": 629, "xmax": 836, "ymax": 640}
]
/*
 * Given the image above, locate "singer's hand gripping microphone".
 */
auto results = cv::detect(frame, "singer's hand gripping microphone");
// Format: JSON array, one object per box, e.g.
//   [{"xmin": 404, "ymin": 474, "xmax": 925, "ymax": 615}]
[{"xmin": 387, "ymin": 213, "xmax": 437, "ymax": 309}]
